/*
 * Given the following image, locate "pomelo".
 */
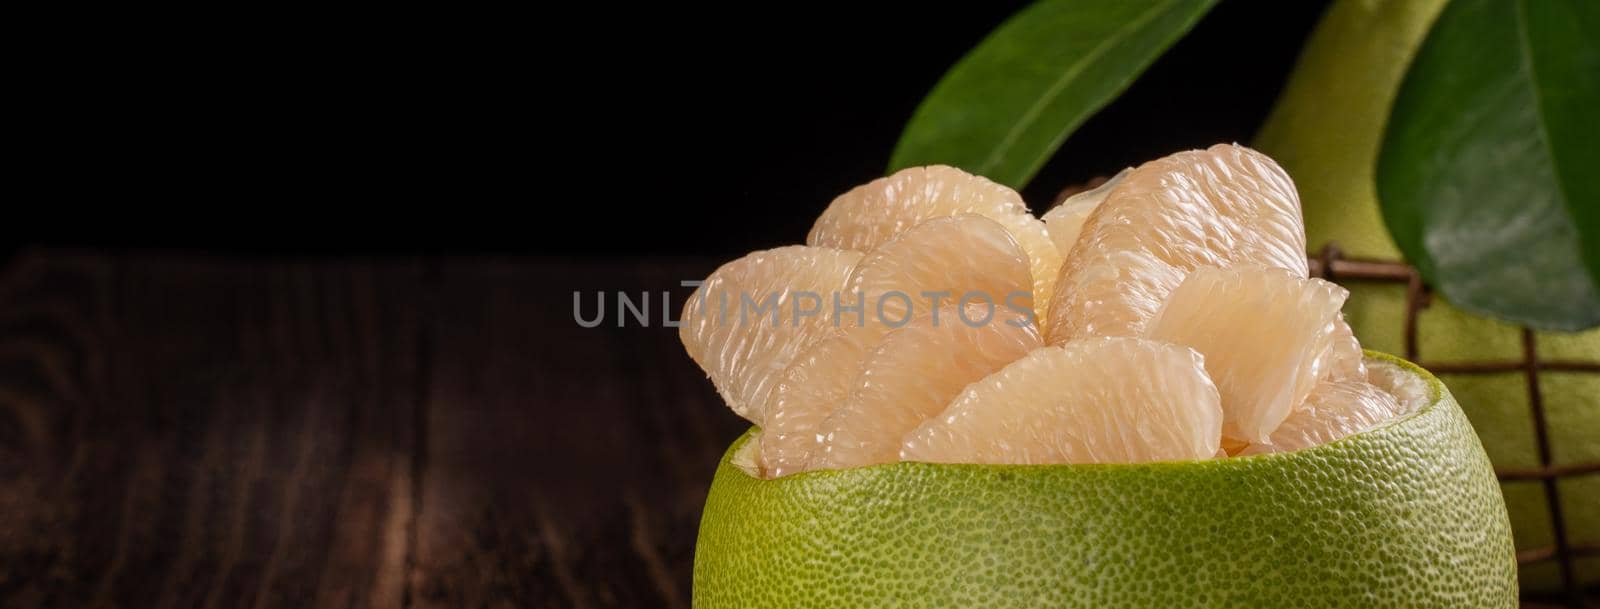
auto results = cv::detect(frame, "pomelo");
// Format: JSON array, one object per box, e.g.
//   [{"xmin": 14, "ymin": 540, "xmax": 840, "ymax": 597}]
[
  {"xmin": 684, "ymin": 141, "xmax": 1525, "ymax": 603},
  {"xmin": 761, "ymin": 330, "xmax": 873, "ymax": 478},
  {"xmin": 1254, "ymin": 0, "xmax": 1600, "ymax": 589},
  {"xmin": 1044, "ymin": 144, "xmax": 1308, "ymax": 343},
  {"xmin": 695, "ymin": 354, "xmax": 1518, "ymax": 608},
  {"xmin": 900, "ymin": 337, "xmax": 1221, "ymax": 465},
  {"xmin": 680, "ymin": 245, "xmax": 862, "ymax": 424},
  {"xmin": 1144, "ymin": 265, "xmax": 1356, "ymax": 445},
  {"xmin": 809, "ymin": 165, "xmax": 1062, "ymax": 316},
  {"xmin": 1039, "ymin": 168, "xmax": 1126, "ymax": 257},
  {"xmin": 1240, "ymin": 377, "xmax": 1405, "ymax": 456},
  {"xmin": 814, "ymin": 304, "xmax": 1041, "ymax": 472},
  {"xmin": 843, "ymin": 214, "xmax": 1035, "ymax": 335}
]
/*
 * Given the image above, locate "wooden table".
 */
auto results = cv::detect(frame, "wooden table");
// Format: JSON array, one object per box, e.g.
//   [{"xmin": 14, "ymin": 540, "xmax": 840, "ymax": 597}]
[{"xmin": 0, "ymin": 251, "xmax": 744, "ymax": 609}]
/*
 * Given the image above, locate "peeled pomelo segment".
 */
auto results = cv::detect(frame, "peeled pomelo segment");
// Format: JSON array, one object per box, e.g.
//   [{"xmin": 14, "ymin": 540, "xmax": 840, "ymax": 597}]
[
  {"xmin": 1240, "ymin": 378, "xmax": 1401, "ymax": 455},
  {"xmin": 758, "ymin": 330, "xmax": 872, "ymax": 478},
  {"xmin": 1145, "ymin": 265, "xmax": 1350, "ymax": 444},
  {"xmin": 1045, "ymin": 144, "xmax": 1308, "ymax": 343},
  {"xmin": 1041, "ymin": 168, "xmax": 1130, "ymax": 256},
  {"xmin": 1327, "ymin": 316, "xmax": 1367, "ymax": 381},
  {"xmin": 811, "ymin": 305, "xmax": 1042, "ymax": 472},
  {"xmin": 844, "ymin": 214, "xmax": 1034, "ymax": 337},
  {"xmin": 679, "ymin": 245, "xmax": 862, "ymax": 424},
  {"xmin": 902, "ymin": 338, "xmax": 1222, "ymax": 465},
  {"xmin": 808, "ymin": 165, "xmax": 1062, "ymax": 317}
]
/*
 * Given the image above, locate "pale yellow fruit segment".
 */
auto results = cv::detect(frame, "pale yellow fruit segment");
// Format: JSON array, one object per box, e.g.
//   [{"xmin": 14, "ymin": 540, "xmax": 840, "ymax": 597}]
[
  {"xmin": 1041, "ymin": 168, "xmax": 1130, "ymax": 257},
  {"xmin": 844, "ymin": 215, "xmax": 1035, "ymax": 338},
  {"xmin": 1326, "ymin": 315, "xmax": 1367, "ymax": 381},
  {"xmin": 1240, "ymin": 378, "xmax": 1401, "ymax": 455},
  {"xmin": 683, "ymin": 145, "xmax": 1413, "ymax": 470},
  {"xmin": 809, "ymin": 165, "xmax": 1062, "ymax": 318},
  {"xmin": 1046, "ymin": 144, "xmax": 1308, "ymax": 343},
  {"xmin": 1145, "ymin": 265, "xmax": 1350, "ymax": 444},
  {"xmin": 811, "ymin": 305, "xmax": 1042, "ymax": 472},
  {"xmin": 759, "ymin": 330, "xmax": 873, "ymax": 478},
  {"xmin": 679, "ymin": 245, "xmax": 862, "ymax": 425},
  {"xmin": 902, "ymin": 338, "xmax": 1222, "ymax": 465}
]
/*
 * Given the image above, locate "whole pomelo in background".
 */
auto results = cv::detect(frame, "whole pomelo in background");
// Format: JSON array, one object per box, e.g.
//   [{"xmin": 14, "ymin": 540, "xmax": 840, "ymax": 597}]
[
  {"xmin": 1254, "ymin": 0, "xmax": 1600, "ymax": 590},
  {"xmin": 693, "ymin": 355, "xmax": 1515, "ymax": 608}
]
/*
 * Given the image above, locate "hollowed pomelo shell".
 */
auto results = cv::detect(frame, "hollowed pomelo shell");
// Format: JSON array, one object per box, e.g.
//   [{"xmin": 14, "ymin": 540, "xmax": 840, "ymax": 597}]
[{"xmin": 693, "ymin": 353, "xmax": 1516, "ymax": 608}]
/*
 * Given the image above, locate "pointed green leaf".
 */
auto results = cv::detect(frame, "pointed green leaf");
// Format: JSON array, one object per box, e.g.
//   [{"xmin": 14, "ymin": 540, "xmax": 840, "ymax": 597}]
[
  {"xmin": 1378, "ymin": 0, "xmax": 1600, "ymax": 331},
  {"xmin": 889, "ymin": 0, "xmax": 1218, "ymax": 188}
]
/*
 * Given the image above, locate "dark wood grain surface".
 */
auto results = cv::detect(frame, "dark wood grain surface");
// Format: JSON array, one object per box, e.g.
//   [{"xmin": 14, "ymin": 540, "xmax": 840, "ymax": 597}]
[{"xmin": 0, "ymin": 251, "xmax": 744, "ymax": 609}]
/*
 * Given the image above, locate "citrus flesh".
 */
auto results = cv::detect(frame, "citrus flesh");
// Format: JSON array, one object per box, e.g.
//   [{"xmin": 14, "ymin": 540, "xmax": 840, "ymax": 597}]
[
  {"xmin": 843, "ymin": 214, "xmax": 1035, "ymax": 336},
  {"xmin": 679, "ymin": 245, "xmax": 862, "ymax": 424},
  {"xmin": 813, "ymin": 304, "xmax": 1041, "ymax": 471},
  {"xmin": 1044, "ymin": 143, "xmax": 1308, "ymax": 343},
  {"xmin": 1239, "ymin": 376, "xmax": 1404, "ymax": 456},
  {"xmin": 759, "ymin": 330, "xmax": 873, "ymax": 478},
  {"xmin": 900, "ymin": 337, "xmax": 1221, "ymax": 464},
  {"xmin": 1040, "ymin": 168, "xmax": 1128, "ymax": 256},
  {"xmin": 809, "ymin": 165, "xmax": 1062, "ymax": 316},
  {"xmin": 695, "ymin": 355, "xmax": 1517, "ymax": 608},
  {"xmin": 1144, "ymin": 265, "xmax": 1355, "ymax": 444},
  {"xmin": 684, "ymin": 146, "xmax": 1414, "ymax": 475}
]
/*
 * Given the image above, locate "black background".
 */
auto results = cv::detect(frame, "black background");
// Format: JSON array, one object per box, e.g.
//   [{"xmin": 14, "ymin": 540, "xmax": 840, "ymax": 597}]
[{"xmin": 9, "ymin": 1, "xmax": 1330, "ymax": 260}]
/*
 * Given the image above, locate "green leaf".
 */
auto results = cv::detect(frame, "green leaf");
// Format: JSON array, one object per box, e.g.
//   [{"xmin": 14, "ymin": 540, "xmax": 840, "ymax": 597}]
[
  {"xmin": 889, "ymin": 0, "xmax": 1218, "ymax": 189},
  {"xmin": 1378, "ymin": 0, "xmax": 1600, "ymax": 331}
]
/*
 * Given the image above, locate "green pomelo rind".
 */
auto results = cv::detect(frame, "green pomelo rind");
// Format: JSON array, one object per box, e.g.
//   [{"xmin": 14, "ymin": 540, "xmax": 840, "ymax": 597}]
[
  {"xmin": 693, "ymin": 352, "xmax": 1517, "ymax": 608},
  {"xmin": 1341, "ymin": 284, "xmax": 1600, "ymax": 591}
]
